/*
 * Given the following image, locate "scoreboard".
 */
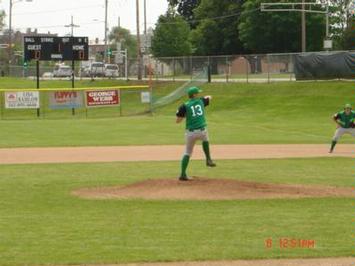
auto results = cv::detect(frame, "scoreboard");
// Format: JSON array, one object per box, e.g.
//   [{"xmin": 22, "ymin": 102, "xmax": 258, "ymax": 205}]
[{"xmin": 24, "ymin": 36, "xmax": 89, "ymax": 61}]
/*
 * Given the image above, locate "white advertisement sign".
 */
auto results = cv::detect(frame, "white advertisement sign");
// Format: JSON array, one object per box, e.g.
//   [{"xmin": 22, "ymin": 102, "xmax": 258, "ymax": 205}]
[
  {"xmin": 141, "ymin": 91, "xmax": 151, "ymax": 103},
  {"xmin": 5, "ymin": 91, "xmax": 40, "ymax": 109}
]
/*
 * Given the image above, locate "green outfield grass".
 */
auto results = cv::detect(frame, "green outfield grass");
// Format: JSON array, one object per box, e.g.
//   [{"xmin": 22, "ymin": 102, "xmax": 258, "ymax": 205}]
[
  {"xmin": 0, "ymin": 79, "xmax": 354, "ymax": 147},
  {"xmin": 0, "ymin": 157, "xmax": 352, "ymax": 264},
  {"xmin": 0, "ymin": 77, "xmax": 147, "ymax": 89}
]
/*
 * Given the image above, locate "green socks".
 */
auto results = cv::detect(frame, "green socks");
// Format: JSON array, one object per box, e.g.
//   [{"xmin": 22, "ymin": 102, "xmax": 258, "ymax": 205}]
[
  {"xmin": 202, "ymin": 141, "xmax": 212, "ymax": 161},
  {"xmin": 330, "ymin": 140, "xmax": 337, "ymax": 152},
  {"xmin": 181, "ymin": 141, "xmax": 212, "ymax": 177},
  {"xmin": 181, "ymin": 155, "xmax": 190, "ymax": 177}
]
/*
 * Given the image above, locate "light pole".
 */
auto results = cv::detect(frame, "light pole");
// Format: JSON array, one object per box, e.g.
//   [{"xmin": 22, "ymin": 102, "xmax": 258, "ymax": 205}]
[
  {"xmin": 136, "ymin": 0, "xmax": 142, "ymax": 80},
  {"xmin": 144, "ymin": 0, "xmax": 147, "ymax": 36},
  {"xmin": 93, "ymin": 18, "xmax": 106, "ymax": 61},
  {"xmin": 8, "ymin": 0, "xmax": 33, "ymax": 73},
  {"xmin": 104, "ymin": 0, "xmax": 108, "ymax": 63}
]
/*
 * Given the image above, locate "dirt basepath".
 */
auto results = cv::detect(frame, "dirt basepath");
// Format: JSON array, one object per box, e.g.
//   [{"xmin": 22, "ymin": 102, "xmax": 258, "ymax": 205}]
[
  {"xmin": 0, "ymin": 144, "xmax": 353, "ymax": 164},
  {"xmin": 62, "ymin": 257, "xmax": 355, "ymax": 266}
]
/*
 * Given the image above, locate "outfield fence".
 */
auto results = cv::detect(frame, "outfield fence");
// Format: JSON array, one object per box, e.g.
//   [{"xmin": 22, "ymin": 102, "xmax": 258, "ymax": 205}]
[
  {"xmin": 0, "ymin": 85, "xmax": 152, "ymax": 120},
  {"xmin": 144, "ymin": 51, "xmax": 355, "ymax": 83},
  {"xmin": 4, "ymin": 50, "xmax": 355, "ymax": 82}
]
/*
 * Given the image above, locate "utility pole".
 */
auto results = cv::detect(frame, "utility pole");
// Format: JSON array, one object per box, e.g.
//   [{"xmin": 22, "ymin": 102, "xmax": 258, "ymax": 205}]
[
  {"xmin": 8, "ymin": 0, "xmax": 13, "ymax": 69},
  {"xmin": 325, "ymin": 4, "xmax": 329, "ymax": 38},
  {"xmin": 65, "ymin": 15, "xmax": 80, "ymax": 36},
  {"xmin": 65, "ymin": 15, "xmax": 80, "ymax": 115},
  {"xmin": 144, "ymin": 0, "xmax": 147, "ymax": 35},
  {"xmin": 143, "ymin": 0, "xmax": 147, "ymax": 77},
  {"xmin": 136, "ymin": 0, "xmax": 142, "ymax": 80},
  {"xmin": 301, "ymin": 0, "xmax": 306, "ymax": 52},
  {"xmin": 104, "ymin": 0, "xmax": 108, "ymax": 63}
]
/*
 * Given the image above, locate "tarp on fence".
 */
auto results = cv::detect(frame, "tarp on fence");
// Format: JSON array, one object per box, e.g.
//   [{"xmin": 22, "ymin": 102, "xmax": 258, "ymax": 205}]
[{"xmin": 294, "ymin": 52, "xmax": 355, "ymax": 80}]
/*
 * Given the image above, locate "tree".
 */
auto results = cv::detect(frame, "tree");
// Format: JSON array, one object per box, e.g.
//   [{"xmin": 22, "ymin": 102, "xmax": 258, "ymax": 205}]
[
  {"xmin": 0, "ymin": 9, "xmax": 5, "ymax": 30},
  {"xmin": 340, "ymin": 18, "xmax": 355, "ymax": 50},
  {"xmin": 319, "ymin": 0, "xmax": 351, "ymax": 42},
  {"xmin": 238, "ymin": 0, "xmax": 326, "ymax": 53},
  {"xmin": 320, "ymin": 0, "xmax": 355, "ymax": 49},
  {"xmin": 168, "ymin": 0, "xmax": 201, "ymax": 27},
  {"xmin": 0, "ymin": 10, "xmax": 7, "ymax": 65},
  {"xmin": 190, "ymin": 0, "xmax": 246, "ymax": 55},
  {"xmin": 151, "ymin": 12, "xmax": 192, "ymax": 57},
  {"xmin": 109, "ymin": 26, "xmax": 137, "ymax": 58}
]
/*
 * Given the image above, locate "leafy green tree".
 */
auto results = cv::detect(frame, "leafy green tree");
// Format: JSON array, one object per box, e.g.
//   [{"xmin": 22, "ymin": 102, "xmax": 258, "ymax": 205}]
[
  {"xmin": 190, "ymin": 0, "xmax": 246, "ymax": 55},
  {"xmin": 0, "ymin": 9, "xmax": 5, "ymax": 30},
  {"xmin": 320, "ymin": 0, "xmax": 355, "ymax": 49},
  {"xmin": 151, "ymin": 12, "xmax": 192, "ymax": 57},
  {"xmin": 339, "ymin": 18, "xmax": 355, "ymax": 50},
  {"xmin": 0, "ymin": 10, "xmax": 7, "ymax": 65},
  {"xmin": 319, "ymin": 0, "xmax": 351, "ymax": 41},
  {"xmin": 109, "ymin": 26, "xmax": 137, "ymax": 58},
  {"xmin": 168, "ymin": 0, "xmax": 201, "ymax": 27},
  {"xmin": 238, "ymin": 0, "xmax": 325, "ymax": 53}
]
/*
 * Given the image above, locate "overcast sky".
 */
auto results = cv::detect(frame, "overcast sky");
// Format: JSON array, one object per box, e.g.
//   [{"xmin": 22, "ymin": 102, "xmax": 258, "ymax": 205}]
[{"xmin": 0, "ymin": 0, "xmax": 168, "ymax": 41}]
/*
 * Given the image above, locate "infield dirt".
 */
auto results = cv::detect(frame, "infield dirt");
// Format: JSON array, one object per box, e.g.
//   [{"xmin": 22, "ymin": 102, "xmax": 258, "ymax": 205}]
[{"xmin": 73, "ymin": 177, "xmax": 353, "ymax": 200}]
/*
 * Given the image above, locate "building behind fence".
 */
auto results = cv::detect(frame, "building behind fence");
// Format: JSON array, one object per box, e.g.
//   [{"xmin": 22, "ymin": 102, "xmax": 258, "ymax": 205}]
[{"xmin": 4, "ymin": 50, "xmax": 355, "ymax": 82}]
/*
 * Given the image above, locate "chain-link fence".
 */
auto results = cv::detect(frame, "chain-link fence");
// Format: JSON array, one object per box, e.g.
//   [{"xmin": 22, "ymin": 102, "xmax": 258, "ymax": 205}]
[
  {"xmin": 144, "ymin": 54, "xmax": 295, "ymax": 83},
  {"xmin": 138, "ymin": 51, "xmax": 355, "ymax": 82},
  {"xmin": 4, "ymin": 50, "xmax": 355, "ymax": 82}
]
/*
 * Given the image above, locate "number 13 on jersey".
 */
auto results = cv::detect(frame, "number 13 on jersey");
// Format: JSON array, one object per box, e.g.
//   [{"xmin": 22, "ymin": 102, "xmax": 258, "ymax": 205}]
[{"xmin": 191, "ymin": 104, "xmax": 203, "ymax": 117}]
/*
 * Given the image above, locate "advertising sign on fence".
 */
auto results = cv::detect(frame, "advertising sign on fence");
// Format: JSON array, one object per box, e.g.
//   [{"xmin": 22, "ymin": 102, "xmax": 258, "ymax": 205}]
[
  {"xmin": 5, "ymin": 91, "xmax": 40, "ymax": 109},
  {"xmin": 141, "ymin": 91, "xmax": 151, "ymax": 103},
  {"xmin": 49, "ymin": 91, "xmax": 83, "ymax": 109},
  {"xmin": 86, "ymin": 90, "xmax": 120, "ymax": 107}
]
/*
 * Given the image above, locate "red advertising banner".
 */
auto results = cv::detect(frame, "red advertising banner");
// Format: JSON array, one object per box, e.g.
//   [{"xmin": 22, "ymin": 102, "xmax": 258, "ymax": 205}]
[{"xmin": 86, "ymin": 90, "xmax": 120, "ymax": 107}]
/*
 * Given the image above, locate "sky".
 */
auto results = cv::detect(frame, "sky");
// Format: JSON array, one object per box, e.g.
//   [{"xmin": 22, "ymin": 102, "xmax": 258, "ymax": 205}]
[{"xmin": 0, "ymin": 0, "xmax": 168, "ymax": 42}]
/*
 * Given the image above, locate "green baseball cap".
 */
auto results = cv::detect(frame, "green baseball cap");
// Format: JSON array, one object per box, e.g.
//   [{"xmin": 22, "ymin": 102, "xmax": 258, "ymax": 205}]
[
  {"xmin": 344, "ymin": 104, "xmax": 352, "ymax": 109},
  {"xmin": 187, "ymin": 86, "xmax": 202, "ymax": 97}
]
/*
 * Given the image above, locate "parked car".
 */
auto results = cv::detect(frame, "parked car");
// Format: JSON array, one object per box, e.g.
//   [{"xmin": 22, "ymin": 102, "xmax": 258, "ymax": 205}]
[
  {"xmin": 53, "ymin": 65, "xmax": 72, "ymax": 78},
  {"xmin": 90, "ymin": 62, "xmax": 105, "ymax": 77},
  {"xmin": 105, "ymin": 64, "xmax": 119, "ymax": 78},
  {"xmin": 42, "ymin": 72, "xmax": 54, "ymax": 78},
  {"xmin": 79, "ymin": 66, "xmax": 91, "ymax": 77}
]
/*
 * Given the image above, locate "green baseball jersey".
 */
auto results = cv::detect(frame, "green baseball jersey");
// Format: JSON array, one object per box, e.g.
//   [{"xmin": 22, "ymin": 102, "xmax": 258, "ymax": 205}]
[
  {"xmin": 176, "ymin": 97, "xmax": 209, "ymax": 130},
  {"xmin": 334, "ymin": 110, "xmax": 355, "ymax": 128}
]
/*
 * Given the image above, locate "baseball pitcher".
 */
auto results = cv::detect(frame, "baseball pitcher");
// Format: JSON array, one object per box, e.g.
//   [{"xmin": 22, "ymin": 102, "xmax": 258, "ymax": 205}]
[
  {"xmin": 329, "ymin": 104, "xmax": 355, "ymax": 153},
  {"xmin": 176, "ymin": 86, "xmax": 216, "ymax": 181}
]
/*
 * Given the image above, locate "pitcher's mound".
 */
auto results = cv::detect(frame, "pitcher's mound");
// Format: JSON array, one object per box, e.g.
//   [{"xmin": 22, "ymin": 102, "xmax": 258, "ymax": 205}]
[{"xmin": 73, "ymin": 178, "xmax": 354, "ymax": 200}]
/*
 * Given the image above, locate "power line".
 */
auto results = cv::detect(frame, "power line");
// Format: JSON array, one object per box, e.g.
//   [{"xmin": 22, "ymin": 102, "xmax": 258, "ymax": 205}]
[
  {"xmin": 144, "ymin": 7, "xmax": 261, "ymax": 26},
  {"xmin": 11, "ymin": 6, "xmax": 262, "ymax": 33},
  {"xmin": 14, "ymin": 20, "xmax": 103, "ymax": 31},
  {"xmin": 13, "ymin": 4, "xmax": 103, "ymax": 16}
]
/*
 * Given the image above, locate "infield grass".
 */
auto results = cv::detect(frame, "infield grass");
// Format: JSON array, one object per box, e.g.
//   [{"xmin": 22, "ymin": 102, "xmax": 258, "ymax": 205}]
[{"xmin": 0, "ymin": 157, "xmax": 353, "ymax": 264}]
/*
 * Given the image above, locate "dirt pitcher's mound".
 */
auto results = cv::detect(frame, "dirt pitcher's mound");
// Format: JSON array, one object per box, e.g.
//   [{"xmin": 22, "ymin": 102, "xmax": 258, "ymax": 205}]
[{"xmin": 73, "ymin": 178, "xmax": 354, "ymax": 200}]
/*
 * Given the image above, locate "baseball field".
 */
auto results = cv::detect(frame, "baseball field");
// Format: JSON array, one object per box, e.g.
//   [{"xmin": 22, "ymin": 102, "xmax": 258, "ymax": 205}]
[{"xmin": 0, "ymin": 78, "xmax": 354, "ymax": 265}]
